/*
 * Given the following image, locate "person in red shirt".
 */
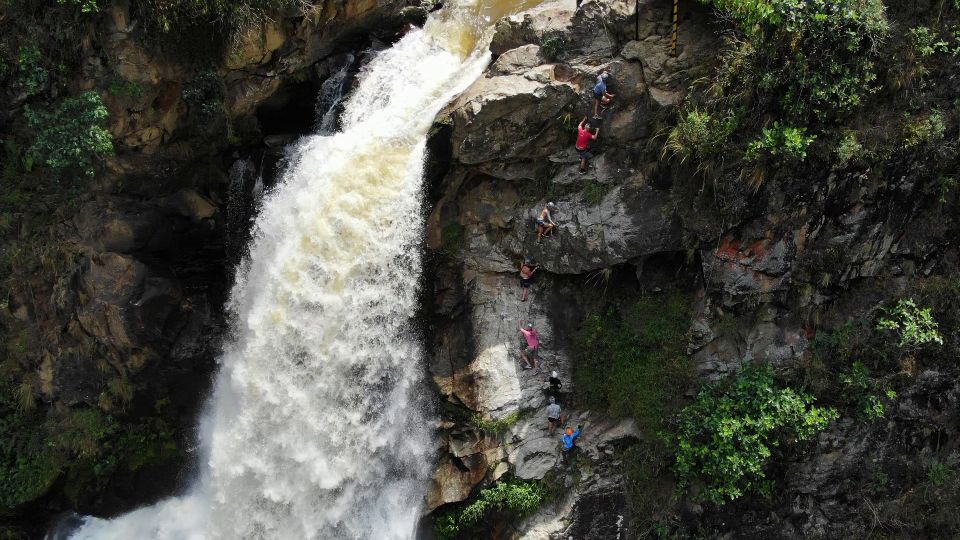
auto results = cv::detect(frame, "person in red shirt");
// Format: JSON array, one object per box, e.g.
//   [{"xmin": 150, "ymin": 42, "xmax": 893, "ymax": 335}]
[{"xmin": 576, "ymin": 116, "xmax": 599, "ymax": 174}]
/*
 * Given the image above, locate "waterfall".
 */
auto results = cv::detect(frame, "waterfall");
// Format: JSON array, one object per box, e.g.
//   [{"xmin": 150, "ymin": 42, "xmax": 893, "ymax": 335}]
[
  {"xmin": 315, "ymin": 54, "xmax": 355, "ymax": 134},
  {"xmin": 66, "ymin": 1, "xmax": 533, "ymax": 539}
]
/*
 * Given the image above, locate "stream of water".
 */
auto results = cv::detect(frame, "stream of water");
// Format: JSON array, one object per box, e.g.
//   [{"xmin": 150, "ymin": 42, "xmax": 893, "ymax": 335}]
[{"xmin": 65, "ymin": 2, "xmax": 538, "ymax": 539}]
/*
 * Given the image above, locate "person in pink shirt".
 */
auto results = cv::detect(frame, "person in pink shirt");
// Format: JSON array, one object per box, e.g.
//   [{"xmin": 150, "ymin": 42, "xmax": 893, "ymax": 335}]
[{"xmin": 519, "ymin": 321, "xmax": 540, "ymax": 370}]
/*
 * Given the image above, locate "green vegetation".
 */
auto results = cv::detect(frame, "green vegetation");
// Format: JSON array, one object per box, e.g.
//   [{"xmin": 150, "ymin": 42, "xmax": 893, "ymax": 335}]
[
  {"xmin": 572, "ymin": 290, "xmax": 693, "ymax": 432},
  {"xmin": 838, "ymin": 361, "xmax": 895, "ymax": 420},
  {"xmin": 0, "ymin": 376, "xmax": 180, "ymax": 514},
  {"xmin": 469, "ymin": 411, "xmax": 520, "ymax": 435},
  {"xmin": 24, "ymin": 91, "xmax": 113, "ymax": 176},
  {"xmin": 539, "ymin": 32, "xmax": 566, "ymax": 61},
  {"xmin": 440, "ymin": 222, "xmax": 466, "ymax": 257},
  {"xmin": 182, "ymin": 71, "xmax": 225, "ymax": 124},
  {"xmin": 700, "ymin": 0, "xmax": 888, "ymax": 123},
  {"xmin": 12, "ymin": 45, "xmax": 48, "ymax": 98},
  {"xmin": 108, "ymin": 78, "xmax": 145, "ymax": 98},
  {"xmin": 582, "ymin": 182, "xmax": 608, "ymax": 206},
  {"xmin": 56, "ymin": 0, "xmax": 101, "ymax": 13},
  {"xmin": 673, "ymin": 364, "xmax": 838, "ymax": 503},
  {"xmin": 133, "ymin": 0, "xmax": 313, "ymax": 43},
  {"xmin": 834, "ymin": 131, "xmax": 865, "ymax": 167},
  {"xmin": 745, "ymin": 123, "xmax": 815, "ymax": 162},
  {"xmin": 663, "ymin": 108, "xmax": 737, "ymax": 170},
  {"xmin": 903, "ymin": 110, "xmax": 946, "ymax": 149},
  {"xmin": 909, "ymin": 26, "xmax": 949, "ymax": 58},
  {"xmin": 434, "ymin": 479, "xmax": 546, "ymax": 540},
  {"xmin": 877, "ymin": 298, "xmax": 943, "ymax": 350}
]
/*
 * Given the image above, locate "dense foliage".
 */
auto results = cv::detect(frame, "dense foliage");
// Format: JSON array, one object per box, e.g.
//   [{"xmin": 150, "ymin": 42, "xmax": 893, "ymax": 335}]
[
  {"xmin": 434, "ymin": 480, "xmax": 546, "ymax": 540},
  {"xmin": 674, "ymin": 364, "xmax": 838, "ymax": 503},
  {"xmin": 573, "ymin": 290, "xmax": 693, "ymax": 432},
  {"xmin": 0, "ymin": 376, "xmax": 180, "ymax": 516},
  {"xmin": 701, "ymin": 0, "xmax": 889, "ymax": 123},
  {"xmin": 24, "ymin": 91, "xmax": 113, "ymax": 176}
]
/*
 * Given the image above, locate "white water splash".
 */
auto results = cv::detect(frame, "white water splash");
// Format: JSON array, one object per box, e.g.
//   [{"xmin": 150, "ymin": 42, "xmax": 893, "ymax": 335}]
[
  {"xmin": 68, "ymin": 2, "xmax": 529, "ymax": 538},
  {"xmin": 315, "ymin": 54, "xmax": 355, "ymax": 134}
]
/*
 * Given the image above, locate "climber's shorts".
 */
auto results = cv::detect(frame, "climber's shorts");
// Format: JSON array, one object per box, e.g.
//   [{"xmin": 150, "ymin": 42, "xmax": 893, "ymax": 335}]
[
  {"xmin": 578, "ymin": 148, "xmax": 592, "ymax": 160},
  {"xmin": 548, "ymin": 416, "xmax": 562, "ymax": 428},
  {"xmin": 520, "ymin": 277, "xmax": 533, "ymax": 288}
]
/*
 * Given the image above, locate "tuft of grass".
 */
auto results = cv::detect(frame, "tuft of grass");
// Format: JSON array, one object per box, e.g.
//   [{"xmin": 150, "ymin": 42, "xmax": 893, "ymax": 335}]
[{"xmin": 582, "ymin": 182, "xmax": 608, "ymax": 206}]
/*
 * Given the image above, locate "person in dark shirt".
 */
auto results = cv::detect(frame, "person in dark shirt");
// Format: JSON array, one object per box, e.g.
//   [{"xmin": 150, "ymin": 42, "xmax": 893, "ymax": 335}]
[{"xmin": 548, "ymin": 370, "xmax": 562, "ymax": 394}]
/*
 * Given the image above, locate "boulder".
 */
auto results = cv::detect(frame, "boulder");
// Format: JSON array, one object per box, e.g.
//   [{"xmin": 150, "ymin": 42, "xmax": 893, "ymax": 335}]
[
  {"xmin": 449, "ymin": 73, "xmax": 578, "ymax": 167},
  {"xmin": 426, "ymin": 452, "xmax": 488, "ymax": 511},
  {"xmin": 490, "ymin": 44, "xmax": 544, "ymax": 75},
  {"xmin": 76, "ymin": 253, "xmax": 183, "ymax": 351},
  {"xmin": 163, "ymin": 188, "xmax": 218, "ymax": 223}
]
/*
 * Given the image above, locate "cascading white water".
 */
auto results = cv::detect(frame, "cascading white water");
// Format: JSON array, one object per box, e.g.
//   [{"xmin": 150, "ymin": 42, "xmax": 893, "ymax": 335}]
[
  {"xmin": 68, "ymin": 2, "xmax": 538, "ymax": 539},
  {"xmin": 315, "ymin": 53, "xmax": 355, "ymax": 134}
]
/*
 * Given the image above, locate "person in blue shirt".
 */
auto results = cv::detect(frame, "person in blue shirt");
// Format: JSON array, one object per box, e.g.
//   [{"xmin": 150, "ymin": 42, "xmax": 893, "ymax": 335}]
[
  {"xmin": 561, "ymin": 424, "xmax": 582, "ymax": 463},
  {"xmin": 593, "ymin": 71, "xmax": 614, "ymax": 117}
]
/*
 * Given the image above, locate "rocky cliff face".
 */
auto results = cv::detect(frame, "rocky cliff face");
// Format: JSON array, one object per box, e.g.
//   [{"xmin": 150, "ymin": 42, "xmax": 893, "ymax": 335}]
[{"xmin": 423, "ymin": 0, "xmax": 960, "ymax": 538}]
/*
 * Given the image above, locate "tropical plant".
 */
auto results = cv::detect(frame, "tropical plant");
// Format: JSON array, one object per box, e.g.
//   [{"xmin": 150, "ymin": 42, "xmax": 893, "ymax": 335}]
[
  {"xmin": 702, "ymin": 0, "xmax": 888, "ymax": 122},
  {"xmin": 674, "ymin": 364, "xmax": 838, "ymax": 503},
  {"xmin": 13, "ymin": 45, "xmax": 48, "ymax": 98},
  {"xmin": 876, "ymin": 298, "xmax": 943, "ymax": 350},
  {"xmin": 435, "ymin": 480, "xmax": 546, "ymax": 539},
  {"xmin": 24, "ymin": 91, "xmax": 113, "ymax": 176},
  {"xmin": 745, "ymin": 122, "xmax": 816, "ymax": 162}
]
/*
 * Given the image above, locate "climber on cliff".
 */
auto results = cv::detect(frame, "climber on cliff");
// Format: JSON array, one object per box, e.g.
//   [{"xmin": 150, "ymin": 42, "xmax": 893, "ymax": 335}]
[
  {"xmin": 536, "ymin": 202, "xmax": 558, "ymax": 244},
  {"xmin": 593, "ymin": 71, "xmax": 615, "ymax": 117},
  {"xmin": 546, "ymin": 395, "xmax": 565, "ymax": 435},
  {"xmin": 576, "ymin": 117, "xmax": 599, "ymax": 174},
  {"xmin": 519, "ymin": 257, "xmax": 538, "ymax": 302},
  {"xmin": 546, "ymin": 370, "xmax": 563, "ymax": 397},
  {"xmin": 561, "ymin": 424, "xmax": 582, "ymax": 464},
  {"xmin": 519, "ymin": 321, "xmax": 540, "ymax": 370}
]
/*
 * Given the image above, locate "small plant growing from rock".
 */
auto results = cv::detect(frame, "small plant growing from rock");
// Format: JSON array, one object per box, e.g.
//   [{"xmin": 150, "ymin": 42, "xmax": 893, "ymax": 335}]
[
  {"xmin": 876, "ymin": 298, "xmax": 943, "ymax": 350},
  {"xmin": 469, "ymin": 411, "xmax": 520, "ymax": 435},
  {"xmin": 539, "ymin": 32, "xmax": 566, "ymax": 62},
  {"xmin": 745, "ymin": 122, "xmax": 816, "ymax": 162}
]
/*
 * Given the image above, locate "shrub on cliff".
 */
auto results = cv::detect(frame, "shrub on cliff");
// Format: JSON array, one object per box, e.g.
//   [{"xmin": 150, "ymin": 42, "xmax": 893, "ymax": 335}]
[
  {"xmin": 24, "ymin": 91, "xmax": 113, "ymax": 177},
  {"xmin": 700, "ymin": 0, "xmax": 889, "ymax": 123},
  {"xmin": 434, "ymin": 479, "xmax": 545, "ymax": 540},
  {"xmin": 674, "ymin": 364, "xmax": 838, "ymax": 504}
]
